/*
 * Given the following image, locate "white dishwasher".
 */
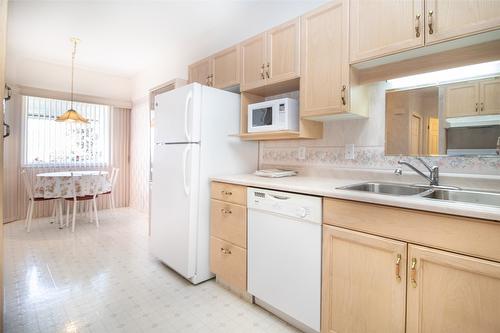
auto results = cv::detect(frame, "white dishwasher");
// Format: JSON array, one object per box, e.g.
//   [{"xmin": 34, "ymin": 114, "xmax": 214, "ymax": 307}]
[{"xmin": 247, "ymin": 187, "xmax": 321, "ymax": 333}]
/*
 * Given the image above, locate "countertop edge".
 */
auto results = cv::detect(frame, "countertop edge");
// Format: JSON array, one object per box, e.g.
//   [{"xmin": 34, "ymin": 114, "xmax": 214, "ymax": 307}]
[{"xmin": 211, "ymin": 175, "xmax": 500, "ymax": 222}]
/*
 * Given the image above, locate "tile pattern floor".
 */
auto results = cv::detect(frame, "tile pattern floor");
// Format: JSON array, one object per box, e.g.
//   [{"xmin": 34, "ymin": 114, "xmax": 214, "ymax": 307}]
[{"xmin": 4, "ymin": 208, "xmax": 301, "ymax": 333}]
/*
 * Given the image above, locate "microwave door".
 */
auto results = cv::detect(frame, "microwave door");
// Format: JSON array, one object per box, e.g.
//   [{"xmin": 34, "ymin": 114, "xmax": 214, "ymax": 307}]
[{"xmin": 250, "ymin": 107, "xmax": 274, "ymax": 132}]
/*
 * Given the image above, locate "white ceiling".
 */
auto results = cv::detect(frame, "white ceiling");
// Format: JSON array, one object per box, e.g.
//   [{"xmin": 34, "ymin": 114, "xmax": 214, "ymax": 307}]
[{"xmin": 6, "ymin": 0, "xmax": 327, "ymax": 79}]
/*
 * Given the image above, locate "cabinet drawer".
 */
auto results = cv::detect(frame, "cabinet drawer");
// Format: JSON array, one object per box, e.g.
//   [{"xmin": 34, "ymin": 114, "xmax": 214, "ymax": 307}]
[
  {"xmin": 211, "ymin": 182, "xmax": 246, "ymax": 205},
  {"xmin": 210, "ymin": 236, "xmax": 247, "ymax": 291},
  {"xmin": 210, "ymin": 199, "xmax": 247, "ymax": 248}
]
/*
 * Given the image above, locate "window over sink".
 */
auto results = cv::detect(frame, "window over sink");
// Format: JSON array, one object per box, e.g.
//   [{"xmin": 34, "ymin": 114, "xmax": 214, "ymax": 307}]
[{"xmin": 22, "ymin": 95, "xmax": 110, "ymax": 167}]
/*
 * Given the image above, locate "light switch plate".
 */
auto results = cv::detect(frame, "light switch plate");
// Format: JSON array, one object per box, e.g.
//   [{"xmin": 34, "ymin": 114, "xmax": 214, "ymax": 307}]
[
  {"xmin": 298, "ymin": 146, "xmax": 306, "ymax": 160},
  {"xmin": 345, "ymin": 144, "xmax": 355, "ymax": 160}
]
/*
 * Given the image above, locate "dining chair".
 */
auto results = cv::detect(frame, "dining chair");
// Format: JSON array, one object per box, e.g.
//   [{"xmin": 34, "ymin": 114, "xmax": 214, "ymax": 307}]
[
  {"xmin": 65, "ymin": 172, "xmax": 101, "ymax": 232},
  {"xmin": 102, "ymin": 167, "xmax": 119, "ymax": 210},
  {"xmin": 21, "ymin": 170, "xmax": 63, "ymax": 232}
]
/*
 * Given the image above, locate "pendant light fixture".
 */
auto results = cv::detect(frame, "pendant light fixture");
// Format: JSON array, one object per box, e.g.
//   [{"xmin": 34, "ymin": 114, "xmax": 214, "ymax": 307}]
[{"xmin": 56, "ymin": 37, "xmax": 89, "ymax": 123}]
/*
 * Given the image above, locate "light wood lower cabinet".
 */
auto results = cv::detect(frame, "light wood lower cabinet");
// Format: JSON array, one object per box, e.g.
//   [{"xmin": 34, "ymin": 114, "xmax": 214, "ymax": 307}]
[
  {"xmin": 407, "ymin": 244, "xmax": 500, "ymax": 333},
  {"xmin": 322, "ymin": 198, "xmax": 500, "ymax": 333},
  {"xmin": 210, "ymin": 236, "xmax": 246, "ymax": 291},
  {"xmin": 209, "ymin": 182, "xmax": 247, "ymax": 292},
  {"xmin": 322, "ymin": 225, "xmax": 407, "ymax": 333}
]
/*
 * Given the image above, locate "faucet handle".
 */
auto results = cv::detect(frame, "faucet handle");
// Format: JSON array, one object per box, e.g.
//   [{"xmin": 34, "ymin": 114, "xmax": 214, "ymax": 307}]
[{"xmin": 394, "ymin": 168, "xmax": 403, "ymax": 176}]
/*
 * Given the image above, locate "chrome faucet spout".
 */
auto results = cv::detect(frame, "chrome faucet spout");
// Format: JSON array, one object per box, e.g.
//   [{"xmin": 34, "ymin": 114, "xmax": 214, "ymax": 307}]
[{"xmin": 396, "ymin": 158, "xmax": 439, "ymax": 186}]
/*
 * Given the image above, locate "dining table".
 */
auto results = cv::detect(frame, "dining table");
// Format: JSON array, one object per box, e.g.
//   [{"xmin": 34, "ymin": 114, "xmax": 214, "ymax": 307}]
[{"xmin": 34, "ymin": 171, "xmax": 111, "ymax": 199}]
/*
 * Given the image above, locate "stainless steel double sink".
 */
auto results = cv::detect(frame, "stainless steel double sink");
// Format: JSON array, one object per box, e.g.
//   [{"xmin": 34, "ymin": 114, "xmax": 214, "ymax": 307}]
[{"xmin": 338, "ymin": 182, "xmax": 500, "ymax": 208}]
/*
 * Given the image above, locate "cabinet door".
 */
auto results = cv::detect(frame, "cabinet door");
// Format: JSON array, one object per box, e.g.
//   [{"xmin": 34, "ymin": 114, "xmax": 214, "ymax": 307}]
[
  {"xmin": 301, "ymin": 0, "xmax": 349, "ymax": 117},
  {"xmin": 407, "ymin": 245, "xmax": 500, "ymax": 333},
  {"xmin": 322, "ymin": 225, "xmax": 407, "ymax": 333},
  {"xmin": 188, "ymin": 57, "xmax": 212, "ymax": 86},
  {"xmin": 480, "ymin": 78, "xmax": 500, "ymax": 115},
  {"xmin": 212, "ymin": 45, "xmax": 240, "ymax": 90},
  {"xmin": 425, "ymin": 0, "xmax": 500, "ymax": 45},
  {"xmin": 266, "ymin": 18, "xmax": 300, "ymax": 86},
  {"xmin": 350, "ymin": 0, "xmax": 424, "ymax": 63},
  {"xmin": 445, "ymin": 82, "xmax": 479, "ymax": 118},
  {"xmin": 240, "ymin": 33, "xmax": 266, "ymax": 91}
]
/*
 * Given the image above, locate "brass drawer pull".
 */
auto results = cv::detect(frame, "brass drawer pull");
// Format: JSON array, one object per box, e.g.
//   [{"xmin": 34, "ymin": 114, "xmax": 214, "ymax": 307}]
[
  {"xmin": 415, "ymin": 14, "xmax": 421, "ymax": 37},
  {"xmin": 260, "ymin": 64, "xmax": 265, "ymax": 79},
  {"xmin": 220, "ymin": 247, "xmax": 231, "ymax": 255},
  {"xmin": 395, "ymin": 254, "xmax": 402, "ymax": 281},
  {"xmin": 475, "ymin": 102, "xmax": 479, "ymax": 112},
  {"xmin": 428, "ymin": 10, "xmax": 434, "ymax": 35},
  {"xmin": 411, "ymin": 258, "xmax": 417, "ymax": 288},
  {"xmin": 220, "ymin": 190, "xmax": 232, "ymax": 196},
  {"xmin": 480, "ymin": 102, "xmax": 484, "ymax": 112},
  {"xmin": 341, "ymin": 85, "xmax": 346, "ymax": 106},
  {"xmin": 220, "ymin": 208, "xmax": 232, "ymax": 215},
  {"xmin": 266, "ymin": 62, "xmax": 270, "ymax": 78}
]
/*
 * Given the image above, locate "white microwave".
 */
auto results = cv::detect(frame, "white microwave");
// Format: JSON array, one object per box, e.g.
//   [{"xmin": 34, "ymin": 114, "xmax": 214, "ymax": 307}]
[{"xmin": 247, "ymin": 98, "xmax": 299, "ymax": 133}]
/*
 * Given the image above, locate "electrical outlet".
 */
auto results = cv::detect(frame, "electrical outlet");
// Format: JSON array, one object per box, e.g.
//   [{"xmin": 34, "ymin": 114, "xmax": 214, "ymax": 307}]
[
  {"xmin": 298, "ymin": 146, "xmax": 306, "ymax": 160},
  {"xmin": 345, "ymin": 144, "xmax": 355, "ymax": 160}
]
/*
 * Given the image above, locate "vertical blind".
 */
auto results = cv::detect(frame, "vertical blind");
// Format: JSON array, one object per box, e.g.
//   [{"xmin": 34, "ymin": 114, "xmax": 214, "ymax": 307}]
[{"xmin": 23, "ymin": 96, "xmax": 110, "ymax": 167}]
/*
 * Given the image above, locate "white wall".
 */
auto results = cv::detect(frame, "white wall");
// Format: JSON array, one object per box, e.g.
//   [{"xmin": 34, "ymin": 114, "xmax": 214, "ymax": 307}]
[{"xmin": 6, "ymin": 57, "xmax": 133, "ymax": 103}]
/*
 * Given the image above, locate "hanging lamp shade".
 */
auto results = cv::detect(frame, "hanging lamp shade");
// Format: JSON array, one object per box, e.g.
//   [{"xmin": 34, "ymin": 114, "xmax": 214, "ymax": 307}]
[
  {"xmin": 56, "ymin": 37, "xmax": 88, "ymax": 124},
  {"xmin": 56, "ymin": 109, "xmax": 89, "ymax": 123}
]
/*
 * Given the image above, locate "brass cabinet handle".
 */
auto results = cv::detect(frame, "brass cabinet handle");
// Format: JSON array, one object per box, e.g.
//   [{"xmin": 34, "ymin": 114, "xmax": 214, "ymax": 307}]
[
  {"xmin": 266, "ymin": 62, "xmax": 270, "ymax": 78},
  {"xmin": 220, "ymin": 190, "xmax": 232, "ymax": 196},
  {"xmin": 480, "ymin": 102, "xmax": 484, "ymax": 112},
  {"xmin": 475, "ymin": 102, "xmax": 479, "ymax": 112},
  {"xmin": 395, "ymin": 254, "xmax": 402, "ymax": 281},
  {"xmin": 411, "ymin": 258, "xmax": 417, "ymax": 288},
  {"xmin": 341, "ymin": 85, "xmax": 346, "ymax": 106},
  {"xmin": 206, "ymin": 75, "xmax": 210, "ymax": 85},
  {"xmin": 415, "ymin": 14, "xmax": 421, "ymax": 37},
  {"xmin": 260, "ymin": 64, "xmax": 265, "ymax": 79},
  {"xmin": 428, "ymin": 10, "xmax": 434, "ymax": 34},
  {"xmin": 220, "ymin": 208, "xmax": 232, "ymax": 215},
  {"xmin": 209, "ymin": 74, "xmax": 214, "ymax": 87},
  {"xmin": 220, "ymin": 247, "xmax": 231, "ymax": 255}
]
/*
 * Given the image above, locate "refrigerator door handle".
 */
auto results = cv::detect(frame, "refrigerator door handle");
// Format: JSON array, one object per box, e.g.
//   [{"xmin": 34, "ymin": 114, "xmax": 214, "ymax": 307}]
[
  {"xmin": 182, "ymin": 145, "xmax": 192, "ymax": 196},
  {"xmin": 184, "ymin": 91, "xmax": 193, "ymax": 142}
]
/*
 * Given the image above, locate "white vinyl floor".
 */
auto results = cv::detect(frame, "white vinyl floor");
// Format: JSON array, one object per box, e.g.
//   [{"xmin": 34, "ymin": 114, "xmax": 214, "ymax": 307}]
[{"xmin": 3, "ymin": 208, "xmax": 301, "ymax": 333}]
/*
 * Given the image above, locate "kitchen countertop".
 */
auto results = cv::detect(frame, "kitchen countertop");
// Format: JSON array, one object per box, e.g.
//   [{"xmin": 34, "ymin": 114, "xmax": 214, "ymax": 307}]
[{"xmin": 211, "ymin": 174, "xmax": 500, "ymax": 222}]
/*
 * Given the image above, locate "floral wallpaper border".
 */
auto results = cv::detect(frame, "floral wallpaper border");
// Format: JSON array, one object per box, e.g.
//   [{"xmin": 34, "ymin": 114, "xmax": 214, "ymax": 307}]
[{"xmin": 261, "ymin": 146, "xmax": 500, "ymax": 175}]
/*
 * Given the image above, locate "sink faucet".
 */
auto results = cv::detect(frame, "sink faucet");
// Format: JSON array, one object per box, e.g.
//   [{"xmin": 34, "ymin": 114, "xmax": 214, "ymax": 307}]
[{"xmin": 394, "ymin": 157, "xmax": 439, "ymax": 186}]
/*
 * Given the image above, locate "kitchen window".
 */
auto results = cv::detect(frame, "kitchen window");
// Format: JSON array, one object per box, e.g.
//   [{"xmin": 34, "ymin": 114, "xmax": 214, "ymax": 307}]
[{"xmin": 22, "ymin": 95, "xmax": 110, "ymax": 167}]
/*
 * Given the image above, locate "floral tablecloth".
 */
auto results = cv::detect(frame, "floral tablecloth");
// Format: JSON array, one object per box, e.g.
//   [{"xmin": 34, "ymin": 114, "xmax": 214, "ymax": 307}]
[{"xmin": 34, "ymin": 171, "xmax": 111, "ymax": 199}]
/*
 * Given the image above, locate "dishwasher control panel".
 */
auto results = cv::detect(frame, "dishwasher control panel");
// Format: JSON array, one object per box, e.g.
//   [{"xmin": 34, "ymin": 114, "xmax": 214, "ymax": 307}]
[{"xmin": 247, "ymin": 187, "xmax": 322, "ymax": 224}]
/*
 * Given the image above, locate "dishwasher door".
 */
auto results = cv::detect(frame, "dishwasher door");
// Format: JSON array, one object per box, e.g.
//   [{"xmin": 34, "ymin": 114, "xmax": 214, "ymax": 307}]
[{"xmin": 248, "ymin": 207, "xmax": 321, "ymax": 332}]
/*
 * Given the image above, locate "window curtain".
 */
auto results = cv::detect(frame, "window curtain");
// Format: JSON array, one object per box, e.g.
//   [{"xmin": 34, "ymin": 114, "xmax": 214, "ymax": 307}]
[{"xmin": 2, "ymin": 92, "xmax": 131, "ymax": 222}]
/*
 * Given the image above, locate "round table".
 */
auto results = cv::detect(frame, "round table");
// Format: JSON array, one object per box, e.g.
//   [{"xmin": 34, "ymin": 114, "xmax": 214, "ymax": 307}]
[{"xmin": 34, "ymin": 171, "xmax": 111, "ymax": 199}]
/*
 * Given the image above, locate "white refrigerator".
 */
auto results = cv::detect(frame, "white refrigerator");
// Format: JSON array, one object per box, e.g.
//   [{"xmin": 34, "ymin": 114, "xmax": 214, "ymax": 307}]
[{"xmin": 150, "ymin": 83, "xmax": 258, "ymax": 284}]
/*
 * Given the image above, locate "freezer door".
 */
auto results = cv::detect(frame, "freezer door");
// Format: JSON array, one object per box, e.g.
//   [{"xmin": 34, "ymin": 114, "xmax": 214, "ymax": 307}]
[
  {"xmin": 155, "ymin": 83, "xmax": 201, "ymax": 143},
  {"xmin": 150, "ymin": 143, "xmax": 200, "ymax": 279}
]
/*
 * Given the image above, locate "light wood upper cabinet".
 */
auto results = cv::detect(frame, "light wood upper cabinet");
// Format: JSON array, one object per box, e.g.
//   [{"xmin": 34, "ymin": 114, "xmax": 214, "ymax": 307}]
[
  {"xmin": 240, "ymin": 33, "xmax": 267, "ymax": 91},
  {"xmin": 407, "ymin": 244, "xmax": 500, "ymax": 333},
  {"xmin": 322, "ymin": 225, "xmax": 407, "ymax": 333},
  {"xmin": 301, "ymin": 0, "xmax": 349, "ymax": 118},
  {"xmin": 188, "ymin": 57, "xmax": 212, "ymax": 86},
  {"xmin": 240, "ymin": 18, "xmax": 300, "ymax": 92},
  {"xmin": 480, "ymin": 78, "xmax": 500, "ymax": 115},
  {"xmin": 425, "ymin": 0, "xmax": 500, "ymax": 44},
  {"xmin": 445, "ymin": 81, "xmax": 480, "ymax": 117},
  {"xmin": 266, "ymin": 18, "xmax": 300, "ymax": 86},
  {"xmin": 212, "ymin": 45, "xmax": 240, "ymax": 89},
  {"xmin": 445, "ymin": 77, "xmax": 500, "ymax": 117},
  {"xmin": 350, "ymin": 0, "xmax": 424, "ymax": 63}
]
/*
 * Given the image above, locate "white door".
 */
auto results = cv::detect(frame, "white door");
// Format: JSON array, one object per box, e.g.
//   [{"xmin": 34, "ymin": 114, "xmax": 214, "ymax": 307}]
[
  {"xmin": 154, "ymin": 83, "xmax": 202, "ymax": 143},
  {"xmin": 150, "ymin": 143, "xmax": 200, "ymax": 279}
]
